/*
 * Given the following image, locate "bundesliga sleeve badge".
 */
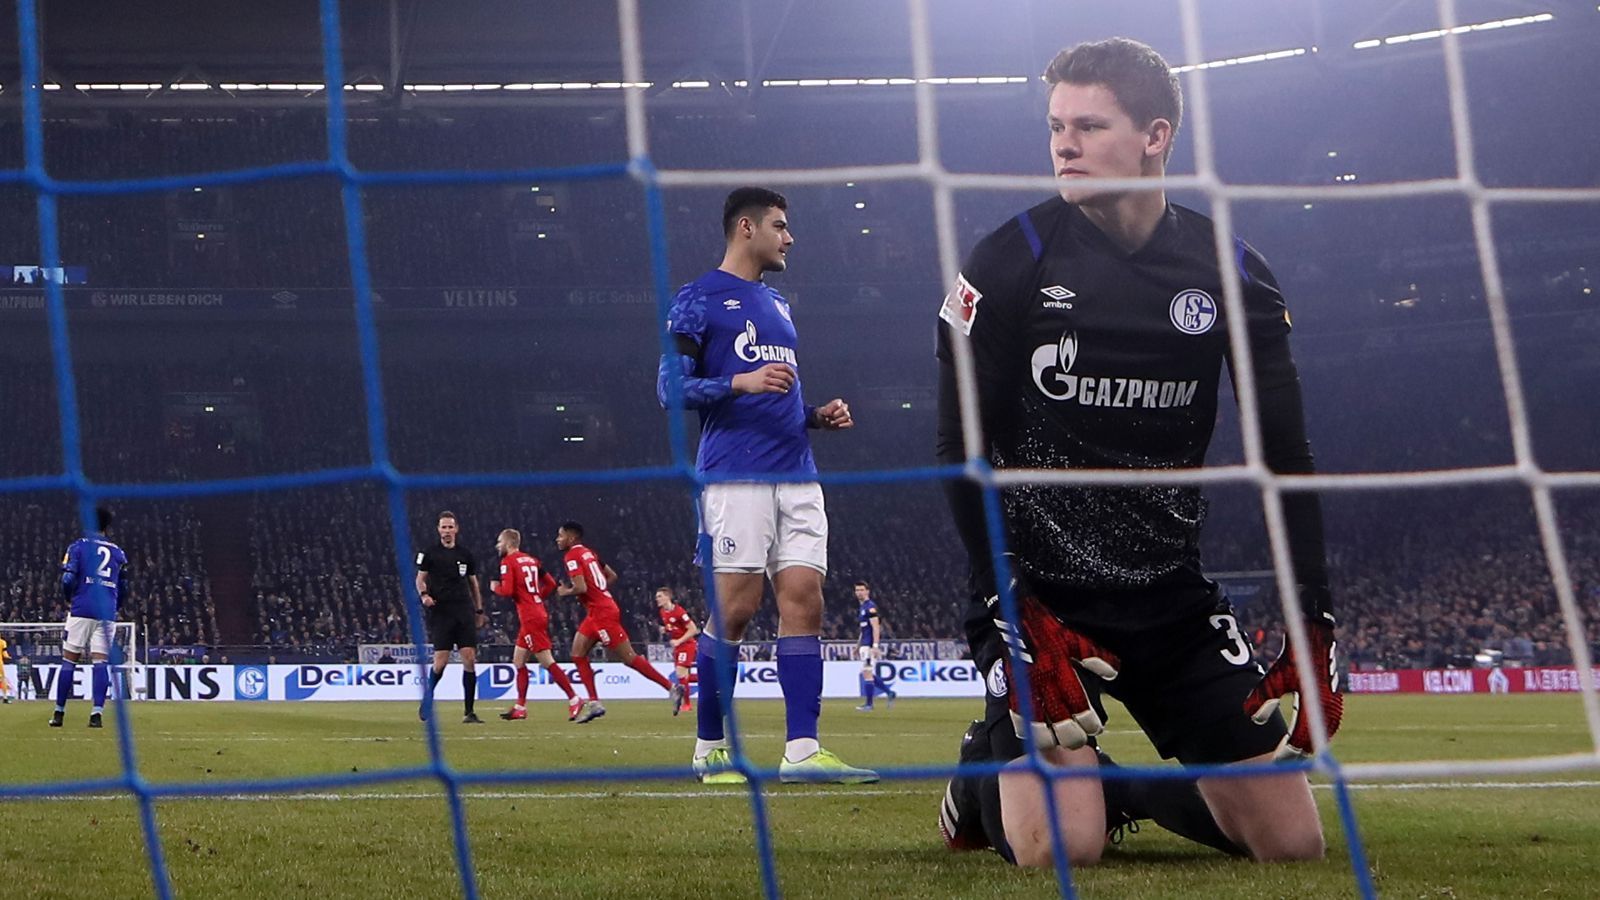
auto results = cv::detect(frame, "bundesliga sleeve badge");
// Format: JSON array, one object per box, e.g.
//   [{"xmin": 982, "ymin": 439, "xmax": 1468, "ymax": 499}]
[{"xmin": 939, "ymin": 273, "xmax": 983, "ymax": 336}]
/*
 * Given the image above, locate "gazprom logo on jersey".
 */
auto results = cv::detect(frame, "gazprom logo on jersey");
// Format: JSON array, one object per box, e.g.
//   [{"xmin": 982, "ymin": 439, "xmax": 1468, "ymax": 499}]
[
  {"xmin": 1032, "ymin": 332, "xmax": 1199, "ymax": 409},
  {"xmin": 285, "ymin": 665, "xmax": 417, "ymax": 700},
  {"xmin": 1169, "ymin": 289, "xmax": 1217, "ymax": 335},
  {"xmin": 235, "ymin": 665, "xmax": 269, "ymax": 701},
  {"xmin": 732, "ymin": 320, "xmax": 797, "ymax": 365},
  {"xmin": 874, "ymin": 661, "xmax": 981, "ymax": 684}
]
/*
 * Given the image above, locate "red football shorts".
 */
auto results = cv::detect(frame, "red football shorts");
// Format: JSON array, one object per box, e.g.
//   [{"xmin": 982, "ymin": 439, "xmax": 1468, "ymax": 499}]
[
  {"xmin": 516, "ymin": 616, "xmax": 552, "ymax": 655},
  {"xmin": 673, "ymin": 637, "xmax": 698, "ymax": 670},
  {"xmin": 577, "ymin": 613, "xmax": 630, "ymax": 650}
]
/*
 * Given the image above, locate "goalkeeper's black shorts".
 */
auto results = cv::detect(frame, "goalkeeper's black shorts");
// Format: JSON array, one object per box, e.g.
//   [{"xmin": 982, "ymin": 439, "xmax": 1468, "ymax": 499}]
[{"xmin": 974, "ymin": 582, "xmax": 1287, "ymax": 766}]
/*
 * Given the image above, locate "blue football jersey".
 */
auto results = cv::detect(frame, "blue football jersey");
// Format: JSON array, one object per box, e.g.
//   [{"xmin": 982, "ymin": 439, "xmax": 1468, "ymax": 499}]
[
  {"xmin": 666, "ymin": 269, "xmax": 817, "ymax": 477},
  {"xmin": 61, "ymin": 534, "xmax": 128, "ymax": 621},
  {"xmin": 858, "ymin": 600, "xmax": 879, "ymax": 646}
]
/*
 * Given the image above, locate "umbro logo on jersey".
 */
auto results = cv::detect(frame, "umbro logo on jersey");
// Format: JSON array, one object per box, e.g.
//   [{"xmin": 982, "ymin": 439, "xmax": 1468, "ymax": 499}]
[
  {"xmin": 723, "ymin": 299, "xmax": 742, "ymax": 310},
  {"xmin": 1040, "ymin": 285, "xmax": 1075, "ymax": 310}
]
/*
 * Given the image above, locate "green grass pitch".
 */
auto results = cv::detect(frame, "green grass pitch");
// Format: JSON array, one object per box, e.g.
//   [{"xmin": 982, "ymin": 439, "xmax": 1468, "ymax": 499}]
[{"xmin": 2, "ymin": 694, "xmax": 1596, "ymax": 899}]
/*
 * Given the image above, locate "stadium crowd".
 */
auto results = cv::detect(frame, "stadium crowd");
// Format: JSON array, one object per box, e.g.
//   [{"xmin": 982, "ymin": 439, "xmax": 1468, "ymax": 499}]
[
  {"xmin": 1, "ymin": 102, "xmax": 1596, "ymax": 669},
  {"xmin": 2, "ymin": 350, "xmax": 1597, "ymax": 671}
]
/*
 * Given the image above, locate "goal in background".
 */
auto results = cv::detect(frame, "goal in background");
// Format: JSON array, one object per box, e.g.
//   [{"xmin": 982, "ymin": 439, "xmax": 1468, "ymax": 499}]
[{"xmin": 0, "ymin": 622, "xmax": 142, "ymax": 701}]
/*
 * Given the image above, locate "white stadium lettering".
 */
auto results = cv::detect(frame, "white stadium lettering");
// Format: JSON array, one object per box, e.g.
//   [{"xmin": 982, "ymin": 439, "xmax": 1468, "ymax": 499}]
[
  {"xmin": 732, "ymin": 319, "xmax": 798, "ymax": 365},
  {"xmin": 1031, "ymin": 333, "xmax": 1199, "ymax": 408}
]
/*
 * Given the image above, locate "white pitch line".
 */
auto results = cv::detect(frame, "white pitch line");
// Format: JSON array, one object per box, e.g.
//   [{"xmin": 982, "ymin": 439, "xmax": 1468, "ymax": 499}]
[
  {"xmin": 7, "ymin": 788, "xmax": 926, "ymax": 803},
  {"xmin": 1327, "ymin": 780, "xmax": 1600, "ymax": 791},
  {"xmin": 7, "ymin": 732, "xmax": 976, "ymax": 743},
  {"xmin": 6, "ymin": 780, "xmax": 1599, "ymax": 804}
]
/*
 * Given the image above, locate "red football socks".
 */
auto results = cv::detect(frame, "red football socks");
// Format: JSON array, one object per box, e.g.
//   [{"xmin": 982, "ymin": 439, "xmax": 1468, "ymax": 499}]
[
  {"xmin": 628, "ymin": 655, "xmax": 675, "ymax": 691},
  {"xmin": 574, "ymin": 657, "xmax": 598, "ymax": 700},
  {"xmin": 546, "ymin": 662, "xmax": 576, "ymax": 699}
]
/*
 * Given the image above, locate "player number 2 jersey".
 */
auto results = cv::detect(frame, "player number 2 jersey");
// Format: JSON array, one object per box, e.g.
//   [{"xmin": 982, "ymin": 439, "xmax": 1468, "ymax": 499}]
[{"xmin": 61, "ymin": 535, "xmax": 128, "ymax": 621}]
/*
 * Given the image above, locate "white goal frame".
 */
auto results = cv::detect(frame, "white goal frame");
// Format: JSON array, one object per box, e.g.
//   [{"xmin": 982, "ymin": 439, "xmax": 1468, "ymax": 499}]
[{"xmin": 0, "ymin": 621, "xmax": 142, "ymax": 701}]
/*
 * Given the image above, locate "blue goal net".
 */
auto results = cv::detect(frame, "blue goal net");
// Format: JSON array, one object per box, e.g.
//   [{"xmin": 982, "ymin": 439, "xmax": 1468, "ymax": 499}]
[{"xmin": 6, "ymin": 0, "xmax": 1598, "ymax": 898}]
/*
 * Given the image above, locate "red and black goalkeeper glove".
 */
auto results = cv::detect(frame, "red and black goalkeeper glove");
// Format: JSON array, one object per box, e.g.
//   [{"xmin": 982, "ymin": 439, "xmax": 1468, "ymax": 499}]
[
  {"xmin": 1244, "ymin": 617, "xmax": 1342, "ymax": 760},
  {"xmin": 995, "ymin": 594, "xmax": 1121, "ymax": 750}
]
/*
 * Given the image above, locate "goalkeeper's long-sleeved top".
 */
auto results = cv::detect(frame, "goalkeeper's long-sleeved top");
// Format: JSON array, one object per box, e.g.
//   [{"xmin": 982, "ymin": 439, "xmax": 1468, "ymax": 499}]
[{"xmin": 935, "ymin": 197, "xmax": 1332, "ymax": 626}]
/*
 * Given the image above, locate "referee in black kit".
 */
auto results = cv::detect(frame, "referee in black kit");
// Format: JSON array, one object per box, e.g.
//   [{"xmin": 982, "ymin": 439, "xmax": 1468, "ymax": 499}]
[
  {"xmin": 935, "ymin": 38, "xmax": 1341, "ymax": 867},
  {"xmin": 415, "ymin": 510, "xmax": 486, "ymax": 723}
]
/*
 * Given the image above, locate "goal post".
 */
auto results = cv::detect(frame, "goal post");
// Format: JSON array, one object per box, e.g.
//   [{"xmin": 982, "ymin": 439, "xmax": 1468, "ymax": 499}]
[{"xmin": 0, "ymin": 621, "xmax": 142, "ymax": 701}]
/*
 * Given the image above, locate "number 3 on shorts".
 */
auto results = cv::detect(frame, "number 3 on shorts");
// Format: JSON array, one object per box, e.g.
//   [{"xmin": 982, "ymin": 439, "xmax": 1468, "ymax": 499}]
[{"xmin": 1208, "ymin": 613, "xmax": 1251, "ymax": 666}]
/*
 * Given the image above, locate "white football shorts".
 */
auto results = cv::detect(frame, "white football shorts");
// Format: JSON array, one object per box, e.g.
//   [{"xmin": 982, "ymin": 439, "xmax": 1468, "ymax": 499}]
[
  {"xmin": 62, "ymin": 615, "xmax": 114, "ymax": 657},
  {"xmin": 857, "ymin": 644, "xmax": 877, "ymax": 664},
  {"xmin": 700, "ymin": 481, "xmax": 828, "ymax": 578}
]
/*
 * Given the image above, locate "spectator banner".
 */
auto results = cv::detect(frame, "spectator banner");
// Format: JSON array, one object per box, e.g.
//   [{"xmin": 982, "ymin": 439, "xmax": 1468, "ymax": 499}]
[
  {"xmin": 358, "ymin": 644, "xmax": 432, "ymax": 664},
  {"xmin": 0, "ymin": 284, "xmax": 944, "ymax": 315},
  {"xmin": 1346, "ymin": 667, "xmax": 1600, "ymax": 694}
]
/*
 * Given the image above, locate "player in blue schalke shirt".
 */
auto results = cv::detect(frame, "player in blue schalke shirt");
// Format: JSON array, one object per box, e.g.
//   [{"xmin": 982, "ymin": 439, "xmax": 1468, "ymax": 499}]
[
  {"xmin": 854, "ymin": 581, "xmax": 896, "ymax": 711},
  {"xmin": 51, "ymin": 507, "xmax": 128, "ymax": 729},
  {"xmin": 658, "ymin": 187, "xmax": 876, "ymax": 785}
]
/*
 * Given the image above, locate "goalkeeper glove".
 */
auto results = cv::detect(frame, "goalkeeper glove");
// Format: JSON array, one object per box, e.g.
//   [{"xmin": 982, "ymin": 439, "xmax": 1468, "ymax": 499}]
[
  {"xmin": 991, "ymin": 590, "xmax": 1120, "ymax": 750},
  {"xmin": 1243, "ymin": 616, "xmax": 1342, "ymax": 760}
]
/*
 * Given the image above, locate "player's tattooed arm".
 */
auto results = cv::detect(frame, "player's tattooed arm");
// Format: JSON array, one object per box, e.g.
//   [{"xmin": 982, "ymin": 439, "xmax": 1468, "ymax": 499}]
[{"xmin": 658, "ymin": 349, "xmax": 736, "ymax": 408}]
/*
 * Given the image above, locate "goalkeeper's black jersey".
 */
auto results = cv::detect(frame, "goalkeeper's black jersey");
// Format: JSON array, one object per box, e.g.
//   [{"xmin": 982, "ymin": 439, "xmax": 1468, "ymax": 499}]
[{"xmin": 936, "ymin": 197, "xmax": 1330, "ymax": 601}]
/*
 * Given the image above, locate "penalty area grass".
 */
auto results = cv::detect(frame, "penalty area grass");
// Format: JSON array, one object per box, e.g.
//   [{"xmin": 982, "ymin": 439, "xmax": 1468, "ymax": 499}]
[{"xmin": 0, "ymin": 695, "xmax": 1596, "ymax": 898}]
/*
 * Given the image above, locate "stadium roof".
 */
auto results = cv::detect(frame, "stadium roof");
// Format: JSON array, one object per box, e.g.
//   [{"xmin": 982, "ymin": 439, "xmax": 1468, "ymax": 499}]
[{"xmin": 0, "ymin": 0, "xmax": 1583, "ymax": 110}]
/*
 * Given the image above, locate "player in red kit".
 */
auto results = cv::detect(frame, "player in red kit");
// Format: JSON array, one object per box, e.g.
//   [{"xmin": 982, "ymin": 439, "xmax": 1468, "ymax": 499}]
[
  {"xmin": 656, "ymin": 586, "xmax": 700, "ymax": 715},
  {"xmin": 555, "ymin": 521, "xmax": 677, "ymax": 723},
  {"xmin": 490, "ymin": 528, "xmax": 582, "ymax": 722}
]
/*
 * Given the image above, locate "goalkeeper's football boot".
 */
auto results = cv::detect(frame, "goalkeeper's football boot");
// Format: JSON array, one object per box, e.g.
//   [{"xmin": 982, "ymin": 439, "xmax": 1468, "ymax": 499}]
[
  {"xmin": 1094, "ymin": 744, "xmax": 1143, "ymax": 849},
  {"xmin": 940, "ymin": 719, "xmax": 995, "ymax": 852},
  {"xmin": 779, "ymin": 748, "xmax": 879, "ymax": 784},
  {"xmin": 693, "ymin": 747, "xmax": 748, "ymax": 785},
  {"xmin": 48, "ymin": 710, "xmax": 64, "ymax": 728},
  {"xmin": 88, "ymin": 712, "xmax": 103, "ymax": 729},
  {"xmin": 1095, "ymin": 744, "xmax": 1245, "ymax": 857}
]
